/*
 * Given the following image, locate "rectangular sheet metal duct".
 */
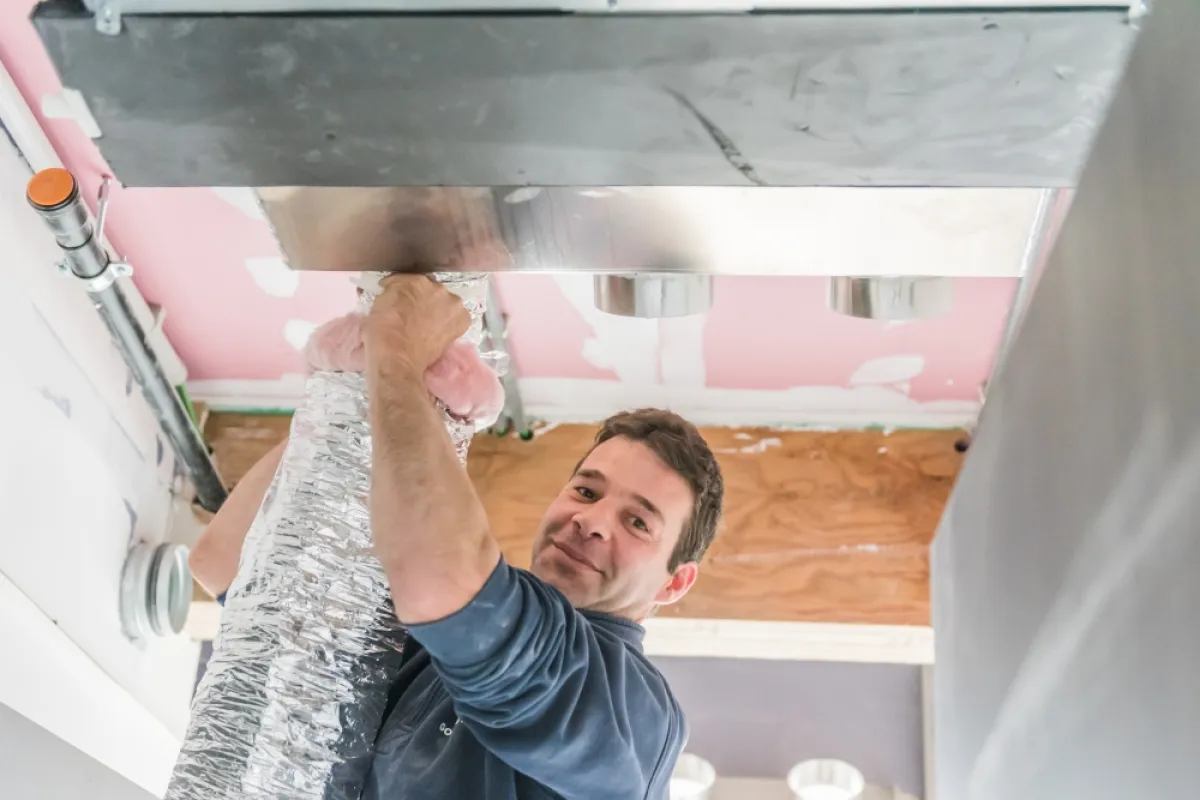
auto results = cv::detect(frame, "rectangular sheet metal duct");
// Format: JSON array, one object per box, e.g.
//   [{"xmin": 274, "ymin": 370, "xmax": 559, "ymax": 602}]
[
  {"xmin": 32, "ymin": 3, "xmax": 1133, "ymax": 187},
  {"xmin": 931, "ymin": 3, "xmax": 1200, "ymax": 798}
]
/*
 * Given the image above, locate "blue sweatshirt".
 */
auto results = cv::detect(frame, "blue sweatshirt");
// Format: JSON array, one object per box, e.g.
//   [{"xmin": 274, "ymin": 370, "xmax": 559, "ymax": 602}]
[{"xmin": 361, "ymin": 559, "xmax": 686, "ymax": 799}]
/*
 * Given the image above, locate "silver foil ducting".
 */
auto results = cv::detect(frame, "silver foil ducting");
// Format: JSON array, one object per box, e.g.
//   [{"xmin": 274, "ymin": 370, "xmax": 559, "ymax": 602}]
[{"xmin": 168, "ymin": 273, "xmax": 494, "ymax": 800}]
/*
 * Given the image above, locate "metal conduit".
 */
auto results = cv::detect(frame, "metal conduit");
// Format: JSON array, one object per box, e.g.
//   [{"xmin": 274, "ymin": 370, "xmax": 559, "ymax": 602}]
[{"xmin": 25, "ymin": 168, "xmax": 227, "ymax": 513}]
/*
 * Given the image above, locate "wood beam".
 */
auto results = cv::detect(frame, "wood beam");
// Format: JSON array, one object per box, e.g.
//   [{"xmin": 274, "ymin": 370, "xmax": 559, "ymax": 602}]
[{"xmin": 192, "ymin": 414, "xmax": 962, "ymax": 661}]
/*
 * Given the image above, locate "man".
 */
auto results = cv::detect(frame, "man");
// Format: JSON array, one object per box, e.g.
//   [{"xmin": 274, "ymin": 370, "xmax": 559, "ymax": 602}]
[{"xmin": 190, "ymin": 276, "xmax": 724, "ymax": 799}]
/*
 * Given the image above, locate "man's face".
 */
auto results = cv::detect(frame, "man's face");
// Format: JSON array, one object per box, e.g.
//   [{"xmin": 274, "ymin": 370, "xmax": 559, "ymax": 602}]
[{"xmin": 529, "ymin": 436, "xmax": 700, "ymax": 620}]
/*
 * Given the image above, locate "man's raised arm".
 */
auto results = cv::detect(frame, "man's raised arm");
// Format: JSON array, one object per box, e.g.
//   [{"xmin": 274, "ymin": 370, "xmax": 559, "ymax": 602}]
[
  {"xmin": 189, "ymin": 437, "xmax": 287, "ymax": 598},
  {"xmin": 364, "ymin": 276, "xmax": 500, "ymax": 624}
]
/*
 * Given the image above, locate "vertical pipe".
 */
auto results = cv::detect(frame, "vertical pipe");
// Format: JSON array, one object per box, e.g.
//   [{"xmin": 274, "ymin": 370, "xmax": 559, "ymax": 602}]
[
  {"xmin": 92, "ymin": 285, "xmax": 228, "ymax": 512},
  {"xmin": 25, "ymin": 168, "xmax": 227, "ymax": 513}
]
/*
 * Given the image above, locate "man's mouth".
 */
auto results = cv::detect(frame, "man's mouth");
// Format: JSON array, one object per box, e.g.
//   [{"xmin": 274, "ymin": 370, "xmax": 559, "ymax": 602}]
[{"xmin": 552, "ymin": 541, "xmax": 602, "ymax": 574}]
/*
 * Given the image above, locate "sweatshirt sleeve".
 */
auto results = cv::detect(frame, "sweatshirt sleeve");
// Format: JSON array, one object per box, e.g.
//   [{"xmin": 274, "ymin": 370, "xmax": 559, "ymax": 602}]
[{"xmin": 405, "ymin": 558, "xmax": 685, "ymax": 800}]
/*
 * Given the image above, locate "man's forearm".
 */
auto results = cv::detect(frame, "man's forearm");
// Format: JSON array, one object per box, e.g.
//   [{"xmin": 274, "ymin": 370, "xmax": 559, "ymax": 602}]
[
  {"xmin": 190, "ymin": 438, "xmax": 287, "ymax": 597},
  {"xmin": 368, "ymin": 357, "xmax": 500, "ymax": 624}
]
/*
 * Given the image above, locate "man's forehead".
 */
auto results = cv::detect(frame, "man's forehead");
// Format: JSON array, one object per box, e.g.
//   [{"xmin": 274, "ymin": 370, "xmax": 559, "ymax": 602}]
[{"xmin": 576, "ymin": 438, "xmax": 692, "ymax": 503}]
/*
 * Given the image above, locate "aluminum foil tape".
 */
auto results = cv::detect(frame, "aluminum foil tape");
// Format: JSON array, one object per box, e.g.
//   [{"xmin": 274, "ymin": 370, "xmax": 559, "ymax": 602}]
[{"xmin": 169, "ymin": 273, "xmax": 494, "ymax": 800}]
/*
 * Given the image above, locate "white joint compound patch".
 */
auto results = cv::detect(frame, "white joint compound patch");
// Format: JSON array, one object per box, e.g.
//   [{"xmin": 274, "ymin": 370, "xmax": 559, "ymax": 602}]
[
  {"xmin": 658, "ymin": 314, "xmax": 708, "ymax": 388},
  {"xmin": 552, "ymin": 274, "xmax": 659, "ymax": 384},
  {"xmin": 40, "ymin": 89, "xmax": 102, "ymax": 138},
  {"xmin": 849, "ymin": 355, "xmax": 926, "ymax": 386},
  {"xmin": 715, "ymin": 437, "xmax": 782, "ymax": 455},
  {"xmin": 212, "ymin": 188, "xmax": 267, "ymax": 221},
  {"xmin": 244, "ymin": 257, "xmax": 299, "ymax": 298},
  {"xmin": 282, "ymin": 320, "xmax": 318, "ymax": 352}
]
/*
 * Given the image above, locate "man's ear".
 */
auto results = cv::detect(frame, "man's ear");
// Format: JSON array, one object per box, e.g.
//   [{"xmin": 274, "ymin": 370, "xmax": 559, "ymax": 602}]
[{"xmin": 654, "ymin": 562, "xmax": 699, "ymax": 606}]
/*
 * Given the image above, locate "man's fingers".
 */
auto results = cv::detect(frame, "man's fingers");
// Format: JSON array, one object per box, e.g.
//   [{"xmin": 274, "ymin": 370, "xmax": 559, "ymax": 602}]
[
  {"xmin": 372, "ymin": 272, "xmax": 470, "ymax": 337},
  {"xmin": 441, "ymin": 295, "xmax": 471, "ymax": 335},
  {"xmin": 378, "ymin": 273, "xmax": 435, "ymax": 291}
]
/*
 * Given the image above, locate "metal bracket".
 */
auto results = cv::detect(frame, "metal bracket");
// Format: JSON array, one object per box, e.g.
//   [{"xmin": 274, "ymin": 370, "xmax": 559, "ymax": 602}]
[
  {"xmin": 54, "ymin": 176, "xmax": 132, "ymax": 292},
  {"xmin": 96, "ymin": 2, "xmax": 122, "ymax": 35},
  {"xmin": 482, "ymin": 283, "xmax": 531, "ymax": 440},
  {"xmin": 95, "ymin": 175, "xmax": 113, "ymax": 241},
  {"xmin": 58, "ymin": 259, "xmax": 134, "ymax": 293}
]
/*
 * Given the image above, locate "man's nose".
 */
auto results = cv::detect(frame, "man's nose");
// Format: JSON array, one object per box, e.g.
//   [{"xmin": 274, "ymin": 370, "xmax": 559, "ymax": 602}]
[{"xmin": 573, "ymin": 505, "xmax": 614, "ymax": 541}]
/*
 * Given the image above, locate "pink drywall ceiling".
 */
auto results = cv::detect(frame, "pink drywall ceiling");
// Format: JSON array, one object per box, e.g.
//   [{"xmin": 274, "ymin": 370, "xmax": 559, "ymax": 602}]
[{"xmin": 1, "ymin": 6, "xmax": 1015, "ymax": 408}]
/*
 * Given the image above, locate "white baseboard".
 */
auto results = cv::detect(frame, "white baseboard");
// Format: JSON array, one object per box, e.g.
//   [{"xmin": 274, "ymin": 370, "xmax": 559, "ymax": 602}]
[
  {"xmin": 188, "ymin": 374, "xmax": 309, "ymax": 413},
  {"xmin": 188, "ymin": 376, "xmax": 977, "ymax": 430},
  {"xmin": 188, "ymin": 600, "xmax": 932, "ymax": 665}
]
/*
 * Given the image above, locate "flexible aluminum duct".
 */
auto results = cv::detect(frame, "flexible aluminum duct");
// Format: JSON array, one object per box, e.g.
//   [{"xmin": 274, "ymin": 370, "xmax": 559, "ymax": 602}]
[{"xmin": 168, "ymin": 273, "xmax": 494, "ymax": 800}]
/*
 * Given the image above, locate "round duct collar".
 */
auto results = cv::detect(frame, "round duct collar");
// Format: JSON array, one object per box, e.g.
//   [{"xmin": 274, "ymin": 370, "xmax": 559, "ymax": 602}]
[
  {"xmin": 828, "ymin": 276, "xmax": 953, "ymax": 321},
  {"xmin": 120, "ymin": 542, "xmax": 192, "ymax": 643},
  {"xmin": 594, "ymin": 274, "xmax": 713, "ymax": 318}
]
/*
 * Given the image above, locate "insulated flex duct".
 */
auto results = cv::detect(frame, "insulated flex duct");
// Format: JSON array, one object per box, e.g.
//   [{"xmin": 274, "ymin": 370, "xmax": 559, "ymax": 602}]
[{"xmin": 168, "ymin": 273, "xmax": 494, "ymax": 800}]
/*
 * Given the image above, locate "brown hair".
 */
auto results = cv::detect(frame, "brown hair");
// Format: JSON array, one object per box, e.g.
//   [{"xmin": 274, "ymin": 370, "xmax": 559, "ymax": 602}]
[{"xmin": 579, "ymin": 409, "xmax": 724, "ymax": 571}]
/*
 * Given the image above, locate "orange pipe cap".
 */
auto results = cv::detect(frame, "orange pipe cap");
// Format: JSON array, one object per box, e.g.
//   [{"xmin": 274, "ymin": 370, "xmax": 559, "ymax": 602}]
[{"xmin": 27, "ymin": 167, "xmax": 77, "ymax": 209}]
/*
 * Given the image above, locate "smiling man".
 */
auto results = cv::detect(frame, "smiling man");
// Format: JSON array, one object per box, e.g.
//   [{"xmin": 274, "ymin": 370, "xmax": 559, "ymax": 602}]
[{"xmin": 190, "ymin": 275, "xmax": 724, "ymax": 800}]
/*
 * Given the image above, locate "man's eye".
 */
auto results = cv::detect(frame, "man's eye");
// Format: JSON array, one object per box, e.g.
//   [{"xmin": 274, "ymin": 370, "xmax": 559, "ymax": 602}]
[
  {"xmin": 630, "ymin": 516, "xmax": 648, "ymax": 532},
  {"xmin": 574, "ymin": 486, "xmax": 596, "ymax": 500}
]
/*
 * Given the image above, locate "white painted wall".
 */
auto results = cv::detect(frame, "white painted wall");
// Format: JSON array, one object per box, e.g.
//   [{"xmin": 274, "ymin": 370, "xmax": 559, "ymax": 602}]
[
  {"xmin": 0, "ymin": 701, "xmax": 157, "ymax": 800},
  {"xmin": 0, "ymin": 131, "xmax": 198, "ymax": 793}
]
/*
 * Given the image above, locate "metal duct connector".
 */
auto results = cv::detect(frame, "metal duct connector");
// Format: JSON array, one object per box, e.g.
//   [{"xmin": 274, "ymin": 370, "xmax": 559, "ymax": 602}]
[
  {"xmin": 168, "ymin": 274, "xmax": 496, "ymax": 800},
  {"xmin": 594, "ymin": 274, "xmax": 713, "ymax": 318},
  {"xmin": 25, "ymin": 169, "xmax": 227, "ymax": 513},
  {"xmin": 827, "ymin": 276, "xmax": 954, "ymax": 322},
  {"xmin": 120, "ymin": 543, "xmax": 192, "ymax": 643}
]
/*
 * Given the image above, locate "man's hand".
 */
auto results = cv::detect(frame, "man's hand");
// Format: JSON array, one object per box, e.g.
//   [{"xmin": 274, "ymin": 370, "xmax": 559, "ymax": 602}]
[{"xmin": 364, "ymin": 275, "xmax": 470, "ymax": 378}]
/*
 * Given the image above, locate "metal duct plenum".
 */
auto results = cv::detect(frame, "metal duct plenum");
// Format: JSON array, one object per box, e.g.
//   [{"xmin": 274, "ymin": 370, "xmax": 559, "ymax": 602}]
[
  {"xmin": 33, "ymin": 6, "xmax": 1133, "ymax": 188},
  {"xmin": 168, "ymin": 274, "xmax": 492, "ymax": 800}
]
